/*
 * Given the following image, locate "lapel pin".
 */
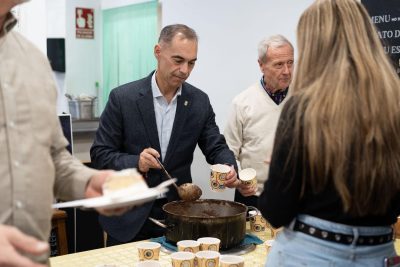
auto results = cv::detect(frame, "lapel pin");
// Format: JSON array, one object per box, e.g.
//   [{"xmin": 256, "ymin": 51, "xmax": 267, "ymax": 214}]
[{"xmin": 184, "ymin": 100, "xmax": 188, "ymax": 106}]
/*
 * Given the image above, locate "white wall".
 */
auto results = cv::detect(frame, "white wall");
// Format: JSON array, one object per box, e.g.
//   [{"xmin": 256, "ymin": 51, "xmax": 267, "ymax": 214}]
[
  {"xmin": 14, "ymin": 1, "xmax": 68, "ymax": 113},
  {"xmin": 47, "ymin": 0, "xmax": 66, "ymax": 38},
  {"xmin": 13, "ymin": 1, "xmax": 47, "ymax": 54},
  {"xmin": 63, "ymin": 0, "xmax": 102, "ymax": 161},
  {"xmin": 46, "ymin": 0, "xmax": 68, "ymax": 114},
  {"xmin": 65, "ymin": 0, "xmax": 102, "ymax": 102},
  {"xmin": 161, "ymin": 0, "xmax": 313, "ymax": 200}
]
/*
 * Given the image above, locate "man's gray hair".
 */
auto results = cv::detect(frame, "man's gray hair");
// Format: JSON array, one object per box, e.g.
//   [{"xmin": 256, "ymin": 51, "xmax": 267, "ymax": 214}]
[
  {"xmin": 158, "ymin": 24, "xmax": 198, "ymax": 44},
  {"xmin": 258, "ymin": 34, "xmax": 293, "ymax": 63}
]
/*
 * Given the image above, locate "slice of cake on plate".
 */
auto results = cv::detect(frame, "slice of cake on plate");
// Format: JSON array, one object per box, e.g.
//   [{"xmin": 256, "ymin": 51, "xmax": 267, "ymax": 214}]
[{"xmin": 102, "ymin": 168, "xmax": 148, "ymax": 200}]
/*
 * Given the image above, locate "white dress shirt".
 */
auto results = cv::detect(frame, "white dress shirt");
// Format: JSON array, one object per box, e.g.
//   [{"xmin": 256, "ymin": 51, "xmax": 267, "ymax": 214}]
[{"xmin": 151, "ymin": 73, "xmax": 182, "ymax": 160}]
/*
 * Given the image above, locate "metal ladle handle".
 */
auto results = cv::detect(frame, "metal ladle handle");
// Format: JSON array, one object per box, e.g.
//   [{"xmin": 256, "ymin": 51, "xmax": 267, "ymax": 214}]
[{"xmin": 154, "ymin": 157, "xmax": 179, "ymax": 190}]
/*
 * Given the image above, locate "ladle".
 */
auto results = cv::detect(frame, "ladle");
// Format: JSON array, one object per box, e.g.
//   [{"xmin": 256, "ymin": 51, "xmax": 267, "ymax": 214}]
[{"xmin": 155, "ymin": 157, "xmax": 202, "ymax": 201}]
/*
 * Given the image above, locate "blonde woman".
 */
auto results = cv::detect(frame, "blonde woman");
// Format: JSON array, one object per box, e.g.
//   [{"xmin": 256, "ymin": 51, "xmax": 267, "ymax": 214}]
[{"xmin": 259, "ymin": 0, "xmax": 400, "ymax": 266}]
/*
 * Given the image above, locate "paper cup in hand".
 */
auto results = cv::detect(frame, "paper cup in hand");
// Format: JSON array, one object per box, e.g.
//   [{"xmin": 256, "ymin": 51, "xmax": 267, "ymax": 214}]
[
  {"xmin": 171, "ymin": 251, "xmax": 195, "ymax": 267},
  {"xmin": 239, "ymin": 168, "xmax": 257, "ymax": 187},
  {"xmin": 177, "ymin": 240, "xmax": 200, "ymax": 253},
  {"xmin": 197, "ymin": 237, "xmax": 220, "ymax": 251},
  {"xmin": 137, "ymin": 242, "xmax": 161, "ymax": 261},
  {"xmin": 210, "ymin": 164, "xmax": 231, "ymax": 191}
]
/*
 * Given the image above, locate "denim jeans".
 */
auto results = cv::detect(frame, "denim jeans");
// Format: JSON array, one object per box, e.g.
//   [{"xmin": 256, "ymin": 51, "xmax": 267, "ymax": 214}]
[{"xmin": 265, "ymin": 214, "xmax": 396, "ymax": 267}]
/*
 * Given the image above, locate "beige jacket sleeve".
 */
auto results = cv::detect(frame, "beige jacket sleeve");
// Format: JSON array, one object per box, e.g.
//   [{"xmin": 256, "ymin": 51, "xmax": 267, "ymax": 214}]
[
  {"xmin": 52, "ymin": 144, "xmax": 98, "ymax": 201},
  {"xmin": 47, "ymin": 77, "xmax": 98, "ymax": 201}
]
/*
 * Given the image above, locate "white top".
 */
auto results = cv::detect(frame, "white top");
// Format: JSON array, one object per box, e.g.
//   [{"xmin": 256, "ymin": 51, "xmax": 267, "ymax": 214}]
[{"xmin": 224, "ymin": 82, "xmax": 289, "ymax": 192}]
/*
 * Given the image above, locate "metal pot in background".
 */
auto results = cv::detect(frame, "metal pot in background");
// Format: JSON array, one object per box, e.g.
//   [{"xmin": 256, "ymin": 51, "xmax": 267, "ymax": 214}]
[
  {"xmin": 67, "ymin": 97, "xmax": 97, "ymax": 120},
  {"xmin": 150, "ymin": 199, "xmax": 258, "ymax": 249}
]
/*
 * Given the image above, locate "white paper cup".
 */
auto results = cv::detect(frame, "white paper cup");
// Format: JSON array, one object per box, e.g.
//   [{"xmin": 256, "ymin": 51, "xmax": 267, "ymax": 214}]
[
  {"xmin": 197, "ymin": 237, "xmax": 220, "ymax": 251},
  {"xmin": 136, "ymin": 260, "xmax": 161, "ymax": 267},
  {"xmin": 239, "ymin": 168, "xmax": 257, "ymax": 186},
  {"xmin": 170, "ymin": 251, "xmax": 195, "ymax": 267},
  {"xmin": 137, "ymin": 242, "xmax": 161, "ymax": 261},
  {"xmin": 195, "ymin": 250, "xmax": 220, "ymax": 267},
  {"xmin": 210, "ymin": 164, "xmax": 231, "ymax": 191},
  {"xmin": 249, "ymin": 210, "xmax": 267, "ymax": 233},
  {"xmin": 220, "ymin": 255, "xmax": 245, "ymax": 267},
  {"xmin": 177, "ymin": 240, "xmax": 200, "ymax": 253}
]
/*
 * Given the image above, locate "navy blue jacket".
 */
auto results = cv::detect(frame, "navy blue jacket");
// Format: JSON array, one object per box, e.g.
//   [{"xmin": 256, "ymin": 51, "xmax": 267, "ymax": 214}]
[{"xmin": 90, "ymin": 72, "xmax": 236, "ymax": 242}]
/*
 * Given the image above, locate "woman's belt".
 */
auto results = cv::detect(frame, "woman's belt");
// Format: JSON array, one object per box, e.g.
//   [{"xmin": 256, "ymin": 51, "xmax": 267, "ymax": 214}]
[{"xmin": 293, "ymin": 220, "xmax": 393, "ymax": 246}]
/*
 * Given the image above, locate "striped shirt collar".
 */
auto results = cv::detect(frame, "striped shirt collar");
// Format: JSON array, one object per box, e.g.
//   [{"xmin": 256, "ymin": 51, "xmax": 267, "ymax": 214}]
[{"xmin": 260, "ymin": 76, "xmax": 289, "ymax": 105}]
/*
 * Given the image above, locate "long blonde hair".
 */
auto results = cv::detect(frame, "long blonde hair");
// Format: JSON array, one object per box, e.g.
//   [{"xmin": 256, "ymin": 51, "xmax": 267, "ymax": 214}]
[{"xmin": 290, "ymin": 0, "xmax": 400, "ymax": 215}]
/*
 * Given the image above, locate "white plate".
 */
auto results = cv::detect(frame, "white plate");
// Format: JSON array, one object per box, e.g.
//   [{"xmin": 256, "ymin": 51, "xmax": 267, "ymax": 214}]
[{"xmin": 52, "ymin": 179, "xmax": 176, "ymax": 210}]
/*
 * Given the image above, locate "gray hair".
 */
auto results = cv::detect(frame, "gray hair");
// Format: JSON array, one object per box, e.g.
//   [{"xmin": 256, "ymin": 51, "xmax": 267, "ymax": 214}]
[
  {"xmin": 258, "ymin": 34, "xmax": 293, "ymax": 63},
  {"xmin": 158, "ymin": 24, "xmax": 198, "ymax": 44}
]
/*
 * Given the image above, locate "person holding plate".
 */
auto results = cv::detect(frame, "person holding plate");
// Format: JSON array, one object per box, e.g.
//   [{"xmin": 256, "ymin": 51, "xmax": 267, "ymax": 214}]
[{"xmin": 0, "ymin": 1, "xmax": 130, "ymax": 266}]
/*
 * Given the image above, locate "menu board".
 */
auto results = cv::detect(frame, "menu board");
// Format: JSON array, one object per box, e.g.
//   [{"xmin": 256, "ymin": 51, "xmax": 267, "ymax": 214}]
[{"xmin": 362, "ymin": 0, "xmax": 400, "ymax": 76}]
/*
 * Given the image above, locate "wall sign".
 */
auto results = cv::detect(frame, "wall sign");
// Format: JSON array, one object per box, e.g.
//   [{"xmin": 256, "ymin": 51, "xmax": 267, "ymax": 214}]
[
  {"xmin": 76, "ymin": 7, "xmax": 94, "ymax": 39},
  {"xmin": 362, "ymin": 0, "xmax": 400, "ymax": 76}
]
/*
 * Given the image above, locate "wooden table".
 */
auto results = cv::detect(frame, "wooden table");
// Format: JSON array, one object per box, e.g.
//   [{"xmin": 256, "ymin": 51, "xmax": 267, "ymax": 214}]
[
  {"xmin": 50, "ymin": 227, "xmax": 271, "ymax": 267},
  {"xmin": 49, "ymin": 228, "xmax": 400, "ymax": 267}
]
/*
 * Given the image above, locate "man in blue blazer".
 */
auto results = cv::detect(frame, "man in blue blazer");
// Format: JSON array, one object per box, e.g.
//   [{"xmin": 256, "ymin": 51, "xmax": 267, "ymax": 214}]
[{"xmin": 91, "ymin": 24, "xmax": 239, "ymax": 246}]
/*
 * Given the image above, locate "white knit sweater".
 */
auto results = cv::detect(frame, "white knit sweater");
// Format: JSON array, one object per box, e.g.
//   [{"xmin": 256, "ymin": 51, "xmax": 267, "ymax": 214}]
[{"xmin": 224, "ymin": 82, "xmax": 289, "ymax": 192}]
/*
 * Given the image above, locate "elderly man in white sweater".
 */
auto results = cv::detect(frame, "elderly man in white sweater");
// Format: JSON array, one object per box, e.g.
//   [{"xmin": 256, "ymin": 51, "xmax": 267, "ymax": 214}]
[{"xmin": 224, "ymin": 35, "xmax": 294, "ymax": 207}]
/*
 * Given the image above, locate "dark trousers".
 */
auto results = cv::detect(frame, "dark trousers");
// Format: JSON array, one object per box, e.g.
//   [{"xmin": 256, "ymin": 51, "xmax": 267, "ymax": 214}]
[{"xmin": 106, "ymin": 198, "xmax": 168, "ymax": 247}]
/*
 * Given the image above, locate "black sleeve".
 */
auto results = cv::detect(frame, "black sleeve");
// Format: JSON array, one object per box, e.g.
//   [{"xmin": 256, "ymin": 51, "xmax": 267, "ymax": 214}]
[
  {"xmin": 90, "ymin": 90, "xmax": 140, "ymax": 170},
  {"xmin": 258, "ymin": 98, "xmax": 303, "ymax": 228},
  {"xmin": 197, "ymin": 96, "xmax": 237, "ymax": 169}
]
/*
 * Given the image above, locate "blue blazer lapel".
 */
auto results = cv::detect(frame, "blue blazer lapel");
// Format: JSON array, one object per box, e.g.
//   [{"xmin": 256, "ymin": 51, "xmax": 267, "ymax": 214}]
[
  {"xmin": 136, "ymin": 85, "xmax": 161, "ymax": 154},
  {"xmin": 164, "ymin": 85, "xmax": 192, "ymax": 165}
]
